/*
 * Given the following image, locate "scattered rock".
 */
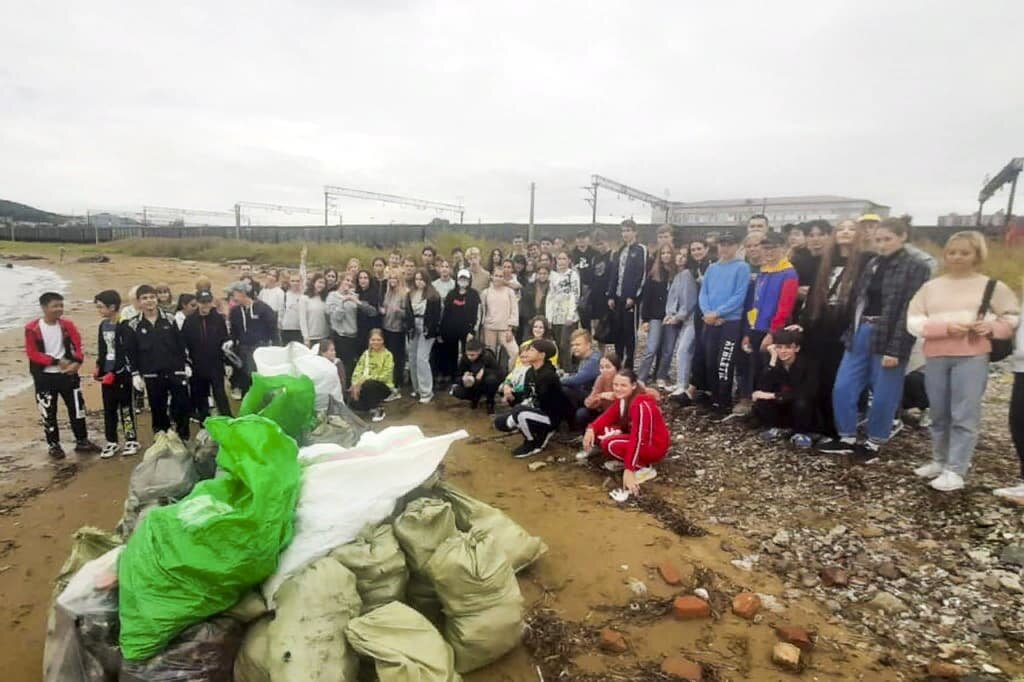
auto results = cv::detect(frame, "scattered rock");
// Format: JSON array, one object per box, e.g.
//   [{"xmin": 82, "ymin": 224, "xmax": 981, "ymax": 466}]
[
  {"xmin": 731, "ymin": 592, "xmax": 762, "ymax": 620},
  {"xmin": 660, "ymin": 656, "xmax": 703, "ymax": 681},
  {"xmin": 673, "ymin": 595, "xmax": 711, "ymax": 620},
  {"xmin": 999, "ymin": 575, "xmax": 1022, "ymax": 593},
  {"xmin": 772, "ymin": 529, "xmax": 791, "ymax": 546},
  {"xmin": 875, "ymin": 562, "xmax": 900, "ymax": 581},
  {"xmin": 799, "ymin": 573, "xmax": 819, "ymax": 588},
  {"xmin": 999, "ymin": 544, "xmax": 1024, "ymax": 567},
  {"xmin": 824, "ymin": 524, "xmax": 847, "ymax": 543},
  {"xmin": 658, "ymin": 560, "xmax": 683, "ymax": 586},
  {"xmin": 76, "ymin": 254, "xmax": 110, "ymax": 263},
  {"xmin": 774, "ymin": 624, "xmax": 814, "ymax": 651},
  {"xmin": 820, "ymin": 566, "xmax": 849, "ymax": 587},
  {"xmin": 598, "ymin": 627, "xmax": 628, "ymax": 653},
  {"xmin": 859, "ymin": 526, "xmax": 885, "ymax": 539},
  {"xmin": 693, "ymin": 588, "xmax": 710, "ymax": 601},
  {"xmin": 527, "ymin": 461, "xmax": 547, "ymax": 472},
  {"xmin": 771, "ymin": 641, "xmax": 802, "ymax": 672},
  {"xmin": 866, "ymin": 591, "xmax": 906, "ymax": 613},
  {"xmin": 927, "ymin": 660, "xmax": 968, "ymax": 678},
  {"xmin": 757, "ymin": 593, "xmax": 786, "ymax": 614}
]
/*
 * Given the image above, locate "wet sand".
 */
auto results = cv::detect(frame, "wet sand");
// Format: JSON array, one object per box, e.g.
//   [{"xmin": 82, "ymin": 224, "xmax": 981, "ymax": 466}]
[{"xmin": 0, "ymin": 248, "xmax": 1019, "ymax": 681}]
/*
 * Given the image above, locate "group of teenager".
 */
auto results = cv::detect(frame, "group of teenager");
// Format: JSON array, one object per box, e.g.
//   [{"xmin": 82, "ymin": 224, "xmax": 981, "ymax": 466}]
[{"xmin": 24, "ymin": 216, "xmax": 1024, "ymax": 499}]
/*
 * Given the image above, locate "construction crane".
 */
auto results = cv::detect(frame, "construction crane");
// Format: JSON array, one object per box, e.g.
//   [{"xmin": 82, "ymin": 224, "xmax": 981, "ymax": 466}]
[
  {"xmin": 976, "ymin": 157, "xmax": 1022, "ymax": 232},
  {"xmin": 142, "ymin": 205, "xmax": 235, "ymax": 227},
  {"xmin": 323, "ymin": 185, "xmax": 465, "ymax": 225},
  {"xmin": 233, "ymin": 201, "xmax": 337, "ymax": 228},
  {"xmin": 584, "ymin": 174, "xmax": 672, "ymax": 225}
]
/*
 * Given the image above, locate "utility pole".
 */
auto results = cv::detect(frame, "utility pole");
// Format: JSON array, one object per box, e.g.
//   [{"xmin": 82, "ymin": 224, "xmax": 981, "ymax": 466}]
[
  {"xmin": 1006, "ymin": 173, "xmax": 1019, "ymax": 230},
  {"xmin": 324, "ymin": 191, "xmax": 329, "ymax": 227},
  {"xmin": 528, "ymin": 182, "xmax": 536, "ymax": 241},
  {"xmin": 582, "ymin": 182, "xmax": 598, "ymax": 225},
  {"xmin": 234, "ymin": 203, "xmax": 242, "ymax": 240}
]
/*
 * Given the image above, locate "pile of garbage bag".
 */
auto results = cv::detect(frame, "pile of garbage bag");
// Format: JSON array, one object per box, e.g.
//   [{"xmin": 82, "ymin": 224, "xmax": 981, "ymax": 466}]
[{"xmin": 43, "ymin": 369, "xmax": 546, "ymax": 680}]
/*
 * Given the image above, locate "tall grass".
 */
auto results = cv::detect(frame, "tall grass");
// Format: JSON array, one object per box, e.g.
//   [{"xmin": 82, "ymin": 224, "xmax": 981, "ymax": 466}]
[
  {"xmin": 100, "ymin": 233, "xmax": 511, "ymax": 271},
  {"xmin": 915, "ymin": 240, "xmax": 1024, "ymax": 291}
]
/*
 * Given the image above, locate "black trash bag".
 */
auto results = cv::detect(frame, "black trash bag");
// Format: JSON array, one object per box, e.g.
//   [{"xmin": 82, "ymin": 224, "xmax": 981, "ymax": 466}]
[
  {"xmin": 192, "ymin": 429, "xmax": 219, "ymax": 481},
  {"xmin": 118, "ymin": 616, "xmax": 243, "ymax": 682}
]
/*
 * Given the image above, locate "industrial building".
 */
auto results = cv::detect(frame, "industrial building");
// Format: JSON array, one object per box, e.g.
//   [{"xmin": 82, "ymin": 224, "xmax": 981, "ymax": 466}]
[{"xmin": 653, "ymin": 195, "xmax": 890, "ymax": 226}]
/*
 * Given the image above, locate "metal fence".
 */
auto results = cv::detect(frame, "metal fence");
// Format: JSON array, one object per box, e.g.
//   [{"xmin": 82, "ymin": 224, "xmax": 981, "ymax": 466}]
[{"xmin": 2, "ymin": 222, "xmax": 960, "ymax": 247}]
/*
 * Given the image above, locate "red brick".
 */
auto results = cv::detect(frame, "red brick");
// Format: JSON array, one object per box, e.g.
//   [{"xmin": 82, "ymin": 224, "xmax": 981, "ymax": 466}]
[
  {"xmin": 660, "ymin": 656, "xmax": 703, "ymax": 681},
  {"xmin": 672, "ymin": 595, "xmax": 711, "ymax": 620},
  {"xmin": 926, "ymin": 661, "xmax": 968, "ymax": 678},
  {"xmin": 731, "ymin": 592, "xmax": 762, "ymax": 620},
  {"xmin": 598, "ymin": 627, "xmax": 628, "ymax": 653},
  {"xmin": 774, "ymin": 624, "xmax": 814, "ymax": 651},
  {"xmin": 820, "ymin": 566, "xmax": 849, "ymax": 587},
  {"xmin": 658, "ymin": 560, "xmax": 683, "ymax": 586}
]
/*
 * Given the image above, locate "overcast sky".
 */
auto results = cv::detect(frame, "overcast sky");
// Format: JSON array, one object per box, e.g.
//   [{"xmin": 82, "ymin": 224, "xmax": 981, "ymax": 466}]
[{"xmin": 1, "ymin": 1, "xmax": 1021, "ymax": 225}]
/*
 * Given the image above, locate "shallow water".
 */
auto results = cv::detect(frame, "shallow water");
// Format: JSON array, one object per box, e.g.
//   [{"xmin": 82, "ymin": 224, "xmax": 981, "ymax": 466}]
[{"xmin": 0, "ymin": 263, "xmax": 67, "ymax": 332}]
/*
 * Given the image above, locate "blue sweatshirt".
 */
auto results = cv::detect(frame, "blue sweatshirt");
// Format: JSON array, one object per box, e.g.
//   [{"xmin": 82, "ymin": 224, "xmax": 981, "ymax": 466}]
[
  {"xmin": 561, "ymin": 349, "xmax": 602, "ymax": 390},
  {"xmin": 699, "ymin": 258, "xmax": 750, "ymax": 322}
]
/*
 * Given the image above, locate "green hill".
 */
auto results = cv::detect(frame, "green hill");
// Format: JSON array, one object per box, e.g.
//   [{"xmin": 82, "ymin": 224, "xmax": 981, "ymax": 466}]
[{"xmin": 0, "ymin": 199, "xmax": 66, "ymax": 224}]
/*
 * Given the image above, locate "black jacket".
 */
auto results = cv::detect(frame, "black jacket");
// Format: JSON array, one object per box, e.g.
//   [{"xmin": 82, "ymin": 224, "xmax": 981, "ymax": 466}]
[
  {"xmin": 456, "ymin": 347, "xmax": 501, "ymax": 383},
  {"xmin": 441, "ymin": 287, "xmax": 481, "ymax": 341},
  {"xmin": 96, "ymin": 319, "xmax": 132, "ymax": 378},
  {"xmin": 519, "ymin": 361, "xmax": 571, "ymax": 425},
  {"xmin": 756, "ymin": 356, "xmax": 817, "ymax": 407},
  {"xmin": 639, "ymin": 277, "xmax": 669, "ymax": 321},
  {"xmin": 404, "ymin": 293, "xmax": 442, "ymax": 339},
  {"xmin": 606, "ymin": 242, "xmax": 648, "ymax": 301},
  {"xmin": 570, "ymin": 246, "xmax": 598, "ymax": 288},
  {"xmin": 181, "ymin": 310, "xmax": 229, "ymax": 377},
  {"xmin": 229, "ymin": 300, "xmax": 277, "ymax": 347},
  {"xmin": 519, "ymin": 283, "xmax": 547, "ymax": 329},
  {"xmin": 125, "ymin": 310, "xmax": 187, "ymax": 376}
]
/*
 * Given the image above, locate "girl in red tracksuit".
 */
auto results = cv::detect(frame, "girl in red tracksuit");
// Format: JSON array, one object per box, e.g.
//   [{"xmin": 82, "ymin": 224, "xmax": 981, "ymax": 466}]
[{"xmin": 583, "ymin": 369, "xmax": 670, "ymax": 498}]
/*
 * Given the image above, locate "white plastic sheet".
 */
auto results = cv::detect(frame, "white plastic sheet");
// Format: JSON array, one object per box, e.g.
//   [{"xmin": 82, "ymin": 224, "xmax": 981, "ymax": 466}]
[
  {"xmin": 262, "ymin": 426, "xmax": 467, "ymax": 605},
  {"xmin": 253, "ymin": 342, "xmax": 343, "ymax": 410}
]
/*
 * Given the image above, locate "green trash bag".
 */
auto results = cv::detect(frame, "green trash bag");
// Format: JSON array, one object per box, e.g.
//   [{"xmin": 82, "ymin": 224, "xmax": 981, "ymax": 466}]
[
  {"xmin": 233, "ymin": 558, "xmax": 362, "ymax": 682},
  {"xmin": 239, "ymin": 373, "xmax": 316, "ymax": 442},
  {"xmin": 423, "ymin": 528, "xmax": 524, "ymax": 673},
  {"xmin": 393, "ymin": 497, "xmax": 456, "ymax": 572},
  {"xmin": 118, "ymin": 414, "xmax": 302, "ymax": 661},
  {"xmin": 330, "ymin": 524, "xmax": 409, "ymax": 613},
  {"xmin": 345, "ymin": 602, "xmax": 462, "ymax": 682},
  {"xmin": 436, "ymin": 482, "xmax": 547, "ymax": 573}
]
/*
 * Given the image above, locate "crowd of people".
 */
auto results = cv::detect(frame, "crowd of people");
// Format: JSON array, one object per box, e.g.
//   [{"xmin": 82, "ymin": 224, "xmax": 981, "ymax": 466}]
[{"xmin": 25, "ymin": 215, "xmax": 1024, "ymax": 500}]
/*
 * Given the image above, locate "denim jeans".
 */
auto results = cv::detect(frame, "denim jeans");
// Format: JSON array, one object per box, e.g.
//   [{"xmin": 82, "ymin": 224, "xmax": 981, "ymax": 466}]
[
  {"xmin": 658, "ymin": 320, "xmax": 696, "ymax": 386},
  {"xmin": 637, "ymin": 319, "xmax": 664, "ymax": 383},
  {"xmin": 925, "ymin": 354, "xmax": 989, "ymax": 475},
  {"xmin": 832, "ymin": 322, "xmax": 906, "ymax": 443}
]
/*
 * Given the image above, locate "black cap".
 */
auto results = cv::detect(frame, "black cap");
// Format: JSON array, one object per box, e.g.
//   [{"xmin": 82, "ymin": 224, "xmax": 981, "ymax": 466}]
[
  {"xmin": 762, "ymin": 231, "xmax": 786, "ymax": 247},
  {"xmin": 196, "ymin": 290, "xmax": 214, "ymax": 303},
  {"xmin": 717, "ymin": 232, "xmax": 739, "ymax": 245}
]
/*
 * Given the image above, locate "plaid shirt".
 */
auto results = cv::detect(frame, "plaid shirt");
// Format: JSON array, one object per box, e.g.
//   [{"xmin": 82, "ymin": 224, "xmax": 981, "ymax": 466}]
[{"xmin": 843, "ymin": 249, "xmax": 931, "ymax": 361}]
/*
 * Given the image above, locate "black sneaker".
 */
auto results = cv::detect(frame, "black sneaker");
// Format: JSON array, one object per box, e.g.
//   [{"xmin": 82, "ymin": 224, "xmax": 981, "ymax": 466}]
[
  {"xmin": 48, "ymin": 444, "xmax": 66, "ymax": 460},
  {"xmin": 74, "ymin": 440, "xmax": 101, "ymax": 454},
  {"xmin": 512, "ymin": 441, "xmax": 538, "ymax": 458},
  {"xmin": 817, "ymin": 438, "xmax": 857, "ymax": 455},
  {"xmin": 670, "ymin": 392, "xmax": 694, "ymax": 407},
  {"xmin": 486, "ymin": 403, "xmax": 495, "ymax": 415},
  {"xmin": 853, "ymin": 440, "xmax": 881, "ymax": 463}
]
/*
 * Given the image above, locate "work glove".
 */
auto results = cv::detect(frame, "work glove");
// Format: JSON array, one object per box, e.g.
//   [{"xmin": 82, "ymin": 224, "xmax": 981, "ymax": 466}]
[
  {"xmin": 221, "ymin": 340, "xmax": 234, "ymax": 353},
  {"xmin": 225, "ymin": 365, "xmax": 234, "ymax": 379},
  {"xmin": 184, "ymin": 365, "xmax": 192, "ymax": 379},
  {"xmin": 132, "ymin": 374, "xmax": 145, "ymax": 392}
]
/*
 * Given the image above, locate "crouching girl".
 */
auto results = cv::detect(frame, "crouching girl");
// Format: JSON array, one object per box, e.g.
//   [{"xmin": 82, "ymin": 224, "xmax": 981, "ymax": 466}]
[{"xmin": 581, "ymin": 369, "xmax": 670, "ymax": 500}]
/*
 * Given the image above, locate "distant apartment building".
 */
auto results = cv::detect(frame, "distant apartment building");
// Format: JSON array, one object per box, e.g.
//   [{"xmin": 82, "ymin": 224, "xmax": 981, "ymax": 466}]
[
  {"xmin": 656, "ymin": 195, "xmax": 890, "ymax": 227},
  {"xmin": 938, "ymin": 210, "xmax": 1006, "ymax": 228}
]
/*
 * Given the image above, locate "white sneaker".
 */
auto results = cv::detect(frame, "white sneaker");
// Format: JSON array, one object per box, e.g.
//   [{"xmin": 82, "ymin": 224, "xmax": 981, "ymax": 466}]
[
  {"xmin": 930, "ymin": 470, "xmax": 965, "ymax": 492},
  {"xmin": 635, "ymin": 467, "xmax": 658, "ymax": 484},
  {"xmin": 913, "ymin": 462, "xmax": 944, "ymax": 479},
  {"xmin": 993, "ymin": 483, "xmax": 1024, "ymax": 499},
  {"xmin": 890, "ymin": 419, "xmax": 904, "ymax": 439},
  {"xmin": 122, "ymin": 441, "xmax": 140, "ymax": 456},
  {"xmin": 370, "ymin": 408, "xmax": 386, "ymax": 423},
  {"xmin": 656, "ymin": 379, "xmax": 667, "ymax": 389},
  {"xmin": 409, "ymin": 391, "xmax": 418, "ymax": 399},
  {"xmin": 669, "ymin": 386, "xmax": 687, "ymax": 397},
  {"xmin": 603, "ymin": 460, "xmax": 624, "ymax": 472},
  {"xmin": 100, "ymin": 443, "xmax": 119, "ymax": 459},
  {"xmin": 230, "ymin": 388, "xmax": 243, "ymax": 401},
  {"xmin": 383, "ymin": 389, "xmax": 402, "ymax": 402},
  {"xmin": 418, "ymin": 394, "xmax": 433, "ymax": 404}
]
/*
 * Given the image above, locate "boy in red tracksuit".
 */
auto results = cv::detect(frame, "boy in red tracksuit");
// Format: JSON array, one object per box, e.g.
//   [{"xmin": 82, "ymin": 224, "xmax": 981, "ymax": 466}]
[
  {"xmin": 25, "ymin": 292, "xmax": 100, "ymax": 459},
  {"xmin": 583, "ymin": 368, "xmax": 670, "ymax": 499}
]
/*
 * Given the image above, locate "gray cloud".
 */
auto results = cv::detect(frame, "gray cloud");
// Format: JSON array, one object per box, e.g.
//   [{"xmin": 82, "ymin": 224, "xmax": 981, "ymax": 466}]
[{"xmin": 1, "ymin": 0, "xmax": 1021, "ymax": 224}]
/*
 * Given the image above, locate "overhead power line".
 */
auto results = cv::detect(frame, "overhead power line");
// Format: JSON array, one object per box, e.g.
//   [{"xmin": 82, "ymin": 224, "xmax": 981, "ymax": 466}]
[{"xmin": 323, "ymin": 185, "xmax": 465, "ymax": 225}]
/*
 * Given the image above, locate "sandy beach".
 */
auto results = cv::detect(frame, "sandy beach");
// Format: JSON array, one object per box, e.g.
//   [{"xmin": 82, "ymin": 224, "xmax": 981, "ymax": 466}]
[{"xmin": 0, "ymin": 247, "xmax": 1020, "ymax": 681}]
